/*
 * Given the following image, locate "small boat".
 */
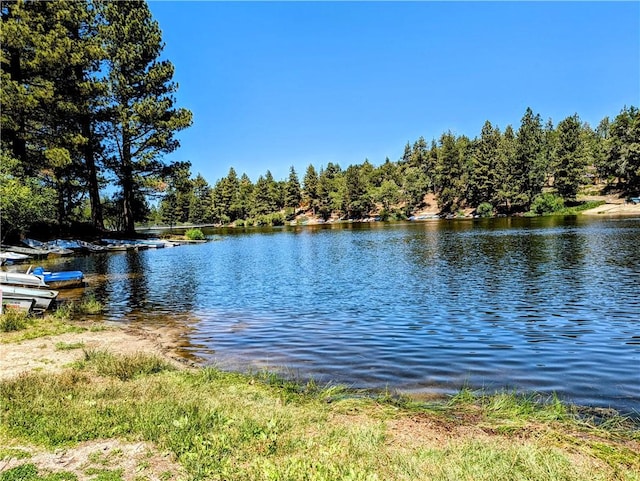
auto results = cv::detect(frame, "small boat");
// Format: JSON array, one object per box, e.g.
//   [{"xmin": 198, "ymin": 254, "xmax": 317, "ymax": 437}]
[
  {"xmin": 23, "ymin": 238, "xmax": 74, "ymax": 257},
  {"xmin": 77, "ymin": 240, "xmax": 108, "ymax": 253},
  {"xmin": 1, "ymin": 244, "xmax": 52, "ymax": 258},
  {"xmin": 0, "ymin": 285, "xmax": 58, "ymax": 310},
  {"xmin": 0, "ymin": 251, "xmax": 32, "ymax": 265},
  {"xmin": 0, "ymin": 271, "xmax": 48, "ymax": 288},
  {"xmin": 160, "ymin": 239, "xmax": 180, "ymax": 247},
  {"xmin": 31, "ymin": 266, "xmax": 85, "ymax": 289},
  {"xmin": 101, "ymin": 239, "xmax": 140, "ymax": 251},
  {"xmin": 48, "ymin": 239, "xmax": 86, "ymax": 253},
  {"xmin": 1, "ymin": 294, "xmax": 35, "ymax": 313},
  {"xmin": 136, "ymin": 239, "xmax": 166, "ymax": 249}
]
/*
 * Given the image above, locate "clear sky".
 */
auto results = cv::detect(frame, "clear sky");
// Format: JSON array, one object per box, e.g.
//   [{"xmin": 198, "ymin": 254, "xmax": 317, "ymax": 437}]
[{"xmin": 148, "ymin": 1, "xmax": 640, "ymax": 185}]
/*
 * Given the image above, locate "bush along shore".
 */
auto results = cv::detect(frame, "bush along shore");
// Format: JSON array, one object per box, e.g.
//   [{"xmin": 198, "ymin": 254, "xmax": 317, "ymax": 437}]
[{"xmin": 1, "ymin": 314, "xmax": 639, "ymax": 481}]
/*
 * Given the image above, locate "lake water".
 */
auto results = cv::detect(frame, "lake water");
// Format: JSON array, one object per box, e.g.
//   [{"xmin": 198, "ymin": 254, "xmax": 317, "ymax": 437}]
[{"xmin": 53, "ymin": 216, "xmax": 640, "ymax": 413}]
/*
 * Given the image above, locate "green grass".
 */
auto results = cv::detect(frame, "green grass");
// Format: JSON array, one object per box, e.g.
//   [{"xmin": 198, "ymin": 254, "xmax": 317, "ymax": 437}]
[
  {"xmin": 75, "ymin": 349, "xmax": 176, "ymax": 381},
  {"xmin": 1, "ymin": 354, "xmax": 638, "ymax": 481},
  {"xmin": 525, "ymin": 199, "xmax": 607, "ymax": 217},
  {"xmin": 55, "ymin": 341, "xmax": 85, "ymax": 351},
  {"xmin": 54, "ymin": 295, "xmax": 104, "ymax": 319},
  {"xmin": 0, "ymin": 447, "xmax": 31, "ymax": 460},
  {"xmin": 0, "ymin": 314, "xmax": 87, "ymax": 343},
  {"xmin": 555, "ymin": 200, "xmax": 606, "ymax": 215},
  {"xmin": 1, "ymin": 301, "xmax": 107, "ymax": 344},
  {"xmin": 0, "ymin": 309, "xmax": 30, "ymax": 332},
  {"xmin": 0, "ymin": 464, "xmax": 77, "ymax": 481}
]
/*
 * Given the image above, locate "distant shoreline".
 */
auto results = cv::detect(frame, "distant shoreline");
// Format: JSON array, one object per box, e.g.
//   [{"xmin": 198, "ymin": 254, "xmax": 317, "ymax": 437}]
[{"xmin": 137, "ymin": 202, "xmax": 640, "ymax": 233}]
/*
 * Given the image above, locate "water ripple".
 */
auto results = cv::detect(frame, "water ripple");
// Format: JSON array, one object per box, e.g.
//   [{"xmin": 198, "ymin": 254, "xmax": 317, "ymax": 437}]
[{"xmin": 52, "ymin": 217, "xmax": 640, "ymax": 413}]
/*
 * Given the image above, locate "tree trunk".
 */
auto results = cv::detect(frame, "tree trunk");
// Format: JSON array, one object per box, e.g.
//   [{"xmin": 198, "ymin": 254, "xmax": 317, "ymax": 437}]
[
  {"xmin": 82, "ymin": 115, "xmax": 104, "ymax": 231},
  {"xmin": 121, "ymin": 134, "xmax": 135, "ymax": 235},
  {"xmin": 57, "ymin": 181, "xmax": 65, "ymax": 228}
]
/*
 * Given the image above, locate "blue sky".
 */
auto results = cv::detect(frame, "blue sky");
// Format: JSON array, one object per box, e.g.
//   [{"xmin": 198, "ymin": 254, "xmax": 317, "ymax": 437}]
[{"xmin": 148, "ymin": 1, "xmax": 640, "ymax": 185}]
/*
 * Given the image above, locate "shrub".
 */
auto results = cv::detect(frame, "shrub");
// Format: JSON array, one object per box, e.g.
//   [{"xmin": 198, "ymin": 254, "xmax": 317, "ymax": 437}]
[
  {"xmin": 391, "ymin": 208, "xmax": 408, "ymax": 221},
  {"xmin": 254, "ymin": 213, "xmax": 285, "ymax": 226},
  {"xmin": 185, "ymin": 228, "xmax": 205, "ymax": 240},
  {"xmin": 77, "ymin": 295, "xmax": 103, "ymax": 315},
  {"xmin": 0, "ymin": 309, "xmax": 30, "ymax": 332},
  {"xmin": 270, "ymin": 212, "xmax": 285, "ymax": 226},
  {"xmin": 54, "ymin": 295, "xmax": 104, "ymax": 319},
  {"xmin": 81, "ymin": 349, "xmax": 175, "ymax": 381},
  {"xmin": 530, "ymin": 193, "xmax": 565, "ymax": 215},
  {"xmin": 254, "ymin": 215, "xmax": 269, "ymax": 226},
  {"xmin": 476, "ymin": 202, "xmax": 494, "ymax": 218},
  {"xmin": 284, "ymin": 207, "xmax": 296, "ymax": 221}
]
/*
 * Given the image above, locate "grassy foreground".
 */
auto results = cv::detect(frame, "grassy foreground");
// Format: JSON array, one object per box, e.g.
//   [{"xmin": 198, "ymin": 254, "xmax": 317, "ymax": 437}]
[{"xmin": 1, "ymin": 317, "xmax": 639, "ymax": 481}]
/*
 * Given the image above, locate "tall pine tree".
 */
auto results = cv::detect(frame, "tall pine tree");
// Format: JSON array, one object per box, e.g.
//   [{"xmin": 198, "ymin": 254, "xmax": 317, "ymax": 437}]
[
  {"xmin": 99, "ymin": 0, "xmax": 192, "ymax": 233},
  {"xmin": 554, "ymin": 114, "xmax": 585, "ymax": 201},
  {"xmin": 515, "ymin": 107, "xmax": 546, "ymax": 208}
]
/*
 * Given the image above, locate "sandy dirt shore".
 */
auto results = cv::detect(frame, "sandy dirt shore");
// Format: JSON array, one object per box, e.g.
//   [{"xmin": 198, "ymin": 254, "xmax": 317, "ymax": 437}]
[
  {"xmin": 0, "ymin": 323, "xmax": 195, "ymax": 479},
  {"xmin": 581, "ymin": 202, "xmax": 640, "ymax": 216},
  {"xmin": 0, "ymin": 323, "xmax": 196, "ymax": 381}
]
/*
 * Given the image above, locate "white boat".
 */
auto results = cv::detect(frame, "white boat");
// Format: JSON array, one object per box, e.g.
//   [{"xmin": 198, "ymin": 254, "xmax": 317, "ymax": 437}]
[
  {"xmin": 136, "ymin": 239, "xmax": 166, "ymax": 248},
  {"xmin": 77, "ymin": 240, "xmax": 108, "ymax": 252},
  {"xmin": 159, "ymin": 239, "xmax": 180, "ymax": 247},
  {"xmin": 0, "ymin": 251, "xmax": 32, "ymax": 263},
  {"xmin": 0, "ymin": 285, "xmax": 58, "ymax": 310},
  {"xmin": 23, "ymin": 238, "xmax": 74, "ymax": 256},
  {"xmin": 0, "ymin": 271, "xmax": 48, "ymax": 287},
  {"xmin": 1, "ymin": 295, "xmax": 35, "ymax": 313}
]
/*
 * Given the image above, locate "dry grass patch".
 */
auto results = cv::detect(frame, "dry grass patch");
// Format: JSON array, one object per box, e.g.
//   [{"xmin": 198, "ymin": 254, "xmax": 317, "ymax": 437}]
[{"xmin": 0, "ymin": 439, "xmax": 184, "ymax": 480}]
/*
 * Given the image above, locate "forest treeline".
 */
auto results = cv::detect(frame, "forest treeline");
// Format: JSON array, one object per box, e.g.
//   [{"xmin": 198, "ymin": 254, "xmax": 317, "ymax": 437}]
[
  {"xmin": 157, "ymin": 105, "xmax": 639, "ymax": 227},
  {"xmin": 1, "ymin": 1, "xmax": 639, "ymax": 240}
]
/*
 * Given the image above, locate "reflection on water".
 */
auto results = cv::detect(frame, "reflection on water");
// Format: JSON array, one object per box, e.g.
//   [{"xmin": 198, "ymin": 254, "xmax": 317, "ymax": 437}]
[{"xmin": 48, "ymin": 216, "xmax": 640, "ymax": 413}]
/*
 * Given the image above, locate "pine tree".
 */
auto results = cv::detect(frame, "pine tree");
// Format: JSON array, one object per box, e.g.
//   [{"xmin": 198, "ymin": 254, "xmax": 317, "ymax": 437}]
[
  {"xmin": 435, "ymin": 132, "xmax": 463, "ymax": 213},
  {"xmin": 285, "ymin": 166, "xmax": 302, "ymax": 210},
  {"xmin": 400, "ymin": 165, "xmax": 428, "ymax": 212},
  {"xmin": 1, "ymin": 0, "xmax": 45, "ymax": 168},
  {"xmin": 264, "ymin": 170, "xmax": 281, "ymax": 211},
  {"xmin": 515, "ymin": 107, "xmax": 546, "ymax": 208},
  {"xmin": 302, "ymin": 164, "xmax": 319, "ymax": 214},
  {"xmin": 237, "ymin": 173, "xmax": 254, "ymax": 220},
  {"xmin": 188, "ymin": 173, "xmax": 212, "ymax": 224},
  {"xmin": 401, "ymin": 142, "xmax": 412, "ymax": 165},
  {"xmin": 317, "ymin": 163, "xmax": 344, "ymax": 219},
  {"xmin": 469, "ymin": 121, "xmax": 501, "ymax": 206},
  {"xmin": 428, "ymin": 140, "xmax": 439, "ymax": 193},
  {"xmin": 606, "ymin": 106, "xmax": 640, "ymax": 192},
  {"xmin": 495, "ymin": 125, "xmax": 518, "ymax": 211},
  {"xmin": 411, "ymin": 137, "xmax": 429, "ymax": 172},
  {"xmin": 554, "ymin": 114, "xmax": 586, "ymax": 201},
  {"xmin": 252, "ymin": 175, "xmax": 272, "ymax": 216},
  {"xmin": 593, "ymin": 117, "xmax": 611, "ymax": 183},
  {"xmin": 99, "ymin": 0, "xmax": 192, "ymax": 233},
  {"xmin": 48, "ymin": 0, "xmax": 106, "ymax": 229},
  {"xmin": 1, "ymin": 0, "xmax": 105, "ymax": 228},
  {"xmin": 344, "ymin": 163, "xmax": 373, "ymax": 218}
]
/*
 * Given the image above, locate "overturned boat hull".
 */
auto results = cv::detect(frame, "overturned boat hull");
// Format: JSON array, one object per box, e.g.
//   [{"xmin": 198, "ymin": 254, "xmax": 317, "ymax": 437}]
[
  {"xmin": 1, "ymin": 295, "xmax": 35, "ymax": 313},
  {"xmin": 0, "ymin": 285, "xmax": 58, "ymax": 310}
]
